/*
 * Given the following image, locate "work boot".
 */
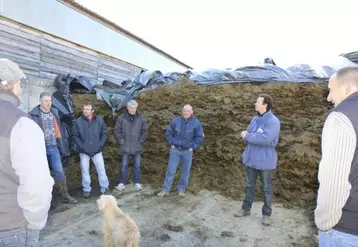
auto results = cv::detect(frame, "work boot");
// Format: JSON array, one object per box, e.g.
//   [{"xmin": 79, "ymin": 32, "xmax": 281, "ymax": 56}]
[
  {"xmin": 234, "ymin": 209, "xmax": 251, "ymax": 217},
  {"xmin": 157, "ymin": 191, "xmax": 169, "ymax": 197},
  {"xmin": 262, "ymin": 215, "xmax": 271, "ymax": 226},
  {"xmin": 56, "ymin": 178, "xmax": 78, "ymax": 204}
]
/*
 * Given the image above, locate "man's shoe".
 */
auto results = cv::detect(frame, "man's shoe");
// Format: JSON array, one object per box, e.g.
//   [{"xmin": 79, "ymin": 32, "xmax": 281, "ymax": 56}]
[
  {"xmin": 178, "ymin": 191, "xmax": 185, "ymax": 197},
  {"xmin": 102, "ymin": 189, "xmax": 111, "ymax": 195},
  {"xmin": 262, "ymin": 215, "xmax": 271, "ymax": 226},
  {"xmin": 234, "ymin": 209, "xmax": 251, "ymax": 217},
  {"xmin": 83, "ymin": 192, "xmax": 90, "ymax": 198},
  {"xmin": 157, "ymin": 191, "xmax": 169, "ymax": 197},
  {"xmin": 135, "ymin": 183, "xmax": 142, "ymax": 191},
  {"xmin": 114, "ymin": 183, "xmax": 125, "ymax": 191}
]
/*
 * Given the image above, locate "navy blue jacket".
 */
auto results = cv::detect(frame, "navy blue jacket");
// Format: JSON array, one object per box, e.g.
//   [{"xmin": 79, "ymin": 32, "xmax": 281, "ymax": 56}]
[
  {"xmin": 166, "ymin": 116, "xmax": 204, "ymax": 151},
  {"xmin": 72, "ymin": 114, "xmax": 108, "ymax": 157},
  {"xmin": 28, "ymin": 106, "xmax": 69, "ymax": 157}
]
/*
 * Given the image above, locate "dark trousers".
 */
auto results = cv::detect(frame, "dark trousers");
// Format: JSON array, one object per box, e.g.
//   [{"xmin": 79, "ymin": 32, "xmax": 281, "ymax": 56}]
[{"xmin": 242, "ymin": 166, "xmax": 273, "ymax": 216}]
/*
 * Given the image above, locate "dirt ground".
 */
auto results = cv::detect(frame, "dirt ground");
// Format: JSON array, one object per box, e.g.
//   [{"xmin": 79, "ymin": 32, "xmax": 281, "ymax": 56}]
[{"xmin": 42, "ymin": 185, "xmax": 317, "ymax": 247}]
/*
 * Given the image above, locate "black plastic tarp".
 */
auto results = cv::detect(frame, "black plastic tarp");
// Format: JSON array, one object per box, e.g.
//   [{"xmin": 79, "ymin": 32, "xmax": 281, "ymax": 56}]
[{"xmin": 93, "ymin": 71, "xmax": 182, "ymax": 112}]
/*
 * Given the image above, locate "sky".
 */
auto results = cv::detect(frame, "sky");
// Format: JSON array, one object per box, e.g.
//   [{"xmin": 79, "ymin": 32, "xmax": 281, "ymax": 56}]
[{"xmin": 76, "ymin": 0, "xmax": 358, "ymax": 70}]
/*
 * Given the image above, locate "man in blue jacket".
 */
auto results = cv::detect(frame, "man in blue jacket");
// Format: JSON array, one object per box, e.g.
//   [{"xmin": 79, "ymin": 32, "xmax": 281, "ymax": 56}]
[
  {"xmin": 157, "ymin": 104, "xmax": 204, "ymax": 197},
  {"xmin": 236, "ymin": 94, "xmax": 280, "ymax": 226}
]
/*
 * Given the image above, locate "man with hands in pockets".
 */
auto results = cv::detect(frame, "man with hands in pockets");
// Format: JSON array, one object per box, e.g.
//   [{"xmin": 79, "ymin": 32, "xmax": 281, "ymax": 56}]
[{"xmin": 72, "ymin": 103, "xmax": 110, "ymax": 198}]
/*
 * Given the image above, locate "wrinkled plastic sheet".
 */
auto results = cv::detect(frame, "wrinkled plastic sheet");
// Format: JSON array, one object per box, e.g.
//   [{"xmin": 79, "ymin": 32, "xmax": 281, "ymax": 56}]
[
  {"xmin": 93, "ymin": 71, "xmax": 182, "ymax": 112},
  {"xmin": 188, "ymin": 64, "xmax": 335, "ymax": 85},
  {"xmin": 55, "ymin": 73, "xmax": 95, "ymax": 94},
  {"xmin": 341, "ymin": 51, "xmax": 358, "ymax": 64},
  {"xmin": 51, "ymin": 56, "xmax": 358, "ymax": 115}
]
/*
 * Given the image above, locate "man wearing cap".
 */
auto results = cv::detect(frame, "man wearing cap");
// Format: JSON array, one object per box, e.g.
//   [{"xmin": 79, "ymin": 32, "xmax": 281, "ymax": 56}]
[
  {"xmin": 29, "ymin": 92, "xmax": 77, "ymax": 204},
  {"xmin": 0, "ymin": 58, "xmax": 54, "ymax": 246}
]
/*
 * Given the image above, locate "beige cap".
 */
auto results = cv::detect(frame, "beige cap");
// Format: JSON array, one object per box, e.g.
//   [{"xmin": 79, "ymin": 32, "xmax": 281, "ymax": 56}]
[{"xmin": 0, "ymin": 58, "xmax": 26, "ymax": 86}]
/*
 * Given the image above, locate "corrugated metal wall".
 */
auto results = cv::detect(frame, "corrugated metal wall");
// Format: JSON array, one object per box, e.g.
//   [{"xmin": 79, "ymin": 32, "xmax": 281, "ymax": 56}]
[{"xmin": 0, "ymin": 17, "xmax": 142, "ymax": 85}]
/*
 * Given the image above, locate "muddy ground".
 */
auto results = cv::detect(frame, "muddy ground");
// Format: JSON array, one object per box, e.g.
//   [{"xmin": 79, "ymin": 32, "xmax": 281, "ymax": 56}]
[{"xmin": 43, "ymin": 185, "xmax": 317, "ymax": 247}]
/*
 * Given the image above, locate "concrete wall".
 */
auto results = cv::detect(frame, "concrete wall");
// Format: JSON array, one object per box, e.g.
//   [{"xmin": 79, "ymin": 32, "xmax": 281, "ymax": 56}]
[
  {"xmin": 0, "ymin": 0, "xmax": 190, "ymax": 73},
  {"xmin": 20, "ymin": 76, "xmax": 57, "ymax": 112}
]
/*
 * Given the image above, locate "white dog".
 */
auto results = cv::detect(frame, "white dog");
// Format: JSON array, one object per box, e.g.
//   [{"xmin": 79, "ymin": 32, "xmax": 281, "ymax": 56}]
[{"xmin": 97, "ymin": 195, "xmax": 140, "ymax": 247}]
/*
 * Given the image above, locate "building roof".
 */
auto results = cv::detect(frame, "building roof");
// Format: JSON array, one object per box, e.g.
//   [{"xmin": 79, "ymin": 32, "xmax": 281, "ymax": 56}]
[{"xmin": 58, "ymin": 0, "xmax": 193, "ymax": 70}]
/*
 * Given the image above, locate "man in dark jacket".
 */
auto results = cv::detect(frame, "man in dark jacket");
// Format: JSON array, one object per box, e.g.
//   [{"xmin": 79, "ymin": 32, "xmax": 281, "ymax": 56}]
[
  {"xmin": 29, "ymin": 92, "xmax": 77, "ymax": 204},
  {"xmin": 236, "ymin": 94, "xmax": 280, "ymax": 226},
  {"xmin": 72, "ymin": 103, "xmax": 110, "ymax": 198},
  {"xmin": 114, "ymin": 100, "xmax": 148, "ymax": 191},
  {"xmin": 157, "ymin": 104, "xmax": 204, "ymax": 197}
]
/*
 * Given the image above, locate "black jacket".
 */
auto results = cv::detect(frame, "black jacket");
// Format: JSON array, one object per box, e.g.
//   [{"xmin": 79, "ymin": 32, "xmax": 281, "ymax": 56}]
[
  {"xmin": 28, "ymin": 106, "xmax": 69, "ymax": 157},
  {"xmin": 72, "ymin": 114, "xmax": 108, "ymax": 157},
  {"xmin": 114, "ymin": 112, "xmax": 148, "ymax": 154}
]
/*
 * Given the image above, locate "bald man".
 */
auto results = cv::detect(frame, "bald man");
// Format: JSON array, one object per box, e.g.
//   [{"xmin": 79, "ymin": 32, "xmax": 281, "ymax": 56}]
[
  {"xmin": 157, "ymin": 104, "xmax": 204, "ymax": 197},
  {"xmin": 315, "ymin": 67, "xmax": 358, "ymax": 246}
]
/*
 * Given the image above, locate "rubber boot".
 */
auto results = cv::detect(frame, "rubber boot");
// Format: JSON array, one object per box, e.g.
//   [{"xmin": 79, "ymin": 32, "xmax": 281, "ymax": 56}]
[{"xmin": 56, "ymin": 178, "xmax": 78, "ymax": 204}]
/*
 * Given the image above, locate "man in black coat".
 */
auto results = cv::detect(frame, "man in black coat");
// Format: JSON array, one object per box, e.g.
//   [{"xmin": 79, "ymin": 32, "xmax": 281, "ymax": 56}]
[
  {"xmin": 72, "ymin": 103, "xmax": 110, "ymax": 198},
  {"xmin": 114, "ymin": 100, "xmax": 148, "ymax": 191}
]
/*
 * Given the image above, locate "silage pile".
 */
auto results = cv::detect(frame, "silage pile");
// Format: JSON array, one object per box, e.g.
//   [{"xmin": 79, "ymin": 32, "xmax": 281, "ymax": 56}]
[{"xmin": 65, "ymin": 78, "xmax": 330, "ymax": 206}]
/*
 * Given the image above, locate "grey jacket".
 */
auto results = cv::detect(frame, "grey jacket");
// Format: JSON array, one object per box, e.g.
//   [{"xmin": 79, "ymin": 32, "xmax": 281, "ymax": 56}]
[{"xmin": 114, "ymin": 112, "xmax": 148, "ymax": 154}]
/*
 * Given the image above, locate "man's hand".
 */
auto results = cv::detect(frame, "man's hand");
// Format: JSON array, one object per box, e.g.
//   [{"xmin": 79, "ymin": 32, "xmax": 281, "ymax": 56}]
[
  {"xmin": 189, "ymin": 148, "xmax": 193, "ymax": 152},
  {"xmin": 241, "ymin": 131, "xmax": 248, "ymax": 138}
]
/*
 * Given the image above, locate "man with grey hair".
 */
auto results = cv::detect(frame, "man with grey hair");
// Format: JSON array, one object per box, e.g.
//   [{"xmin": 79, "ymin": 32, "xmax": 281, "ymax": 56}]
[
  {"xmin": 158, "ymin": 104, "xmax": 204, "ymax": 197},
  {"xmin": 114, "ymin": 100, "xmax": 148, "ymax": 191},
  {"xmin": 29, "ymin": 92, "xmax": 77, "ymax": 204},
  {"xmin": 315, "ymin": 66, "xmax": 358, "ymax": 246},
  {"xmin": 0, "ymin": 58, "xmax": 54, "ymax": 246}
]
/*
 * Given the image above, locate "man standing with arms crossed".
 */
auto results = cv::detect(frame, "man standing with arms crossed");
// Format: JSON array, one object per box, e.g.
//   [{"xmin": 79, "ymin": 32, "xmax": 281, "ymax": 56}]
[
  {"xmin": 29, "ymin": 92, "xmax": 77, "ymax": 204},
  {"xmin": 236, "ymin": 94, "xmax": 280, "ymax": 226},
  {"xmin": 315, "ymin": 67, "xmax": 358, "ymax": 246},
  {"xmin": 72, "ymin": 103, "xmax": 111, "ymax": 198},
  {"xmin": 0, "ymin": 58, "xmax": 54, "ymax": 246},
  {"xmin": 157, "ymin": 104, "xmax": 204, "ymax": 197}
]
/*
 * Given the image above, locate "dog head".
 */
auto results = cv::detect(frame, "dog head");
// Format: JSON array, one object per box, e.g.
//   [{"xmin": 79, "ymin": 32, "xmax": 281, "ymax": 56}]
[{"xmin": 97, "ymin": 194, "xmax": 118, "ymax": 212}]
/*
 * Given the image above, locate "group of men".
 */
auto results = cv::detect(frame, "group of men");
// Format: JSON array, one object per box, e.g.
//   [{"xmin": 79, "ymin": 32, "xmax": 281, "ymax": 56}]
[{"xmin": 0, "ymin": 58, "xmax": 357, "ymax": 246}]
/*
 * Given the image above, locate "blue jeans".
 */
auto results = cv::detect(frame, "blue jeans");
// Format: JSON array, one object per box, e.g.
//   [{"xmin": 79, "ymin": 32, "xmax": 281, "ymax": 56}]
[
  {"xmin": 242, "ymin": 166, "xmax": 272, "ymax": 216},
  {"xmin": 80, "ymin": 152, "xmax": 109, "ymax": 193},
  {"xmin": 0, "ymin": 227, "xmax": 40, "ymax": 247},
  {"xmin": 162, "ymin": 147, "xmax": 193, "ymax": 192},
  {"xmin": 46, "ymin": 145, "xmax": 65, "ymax": 180},
  {"xmin": 120, "ymin": 154, "xmax": 141, "ymax": 184},
  {"xmin": 319, "ymin": 229, "xmax": 358, "ymax": 247}
]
